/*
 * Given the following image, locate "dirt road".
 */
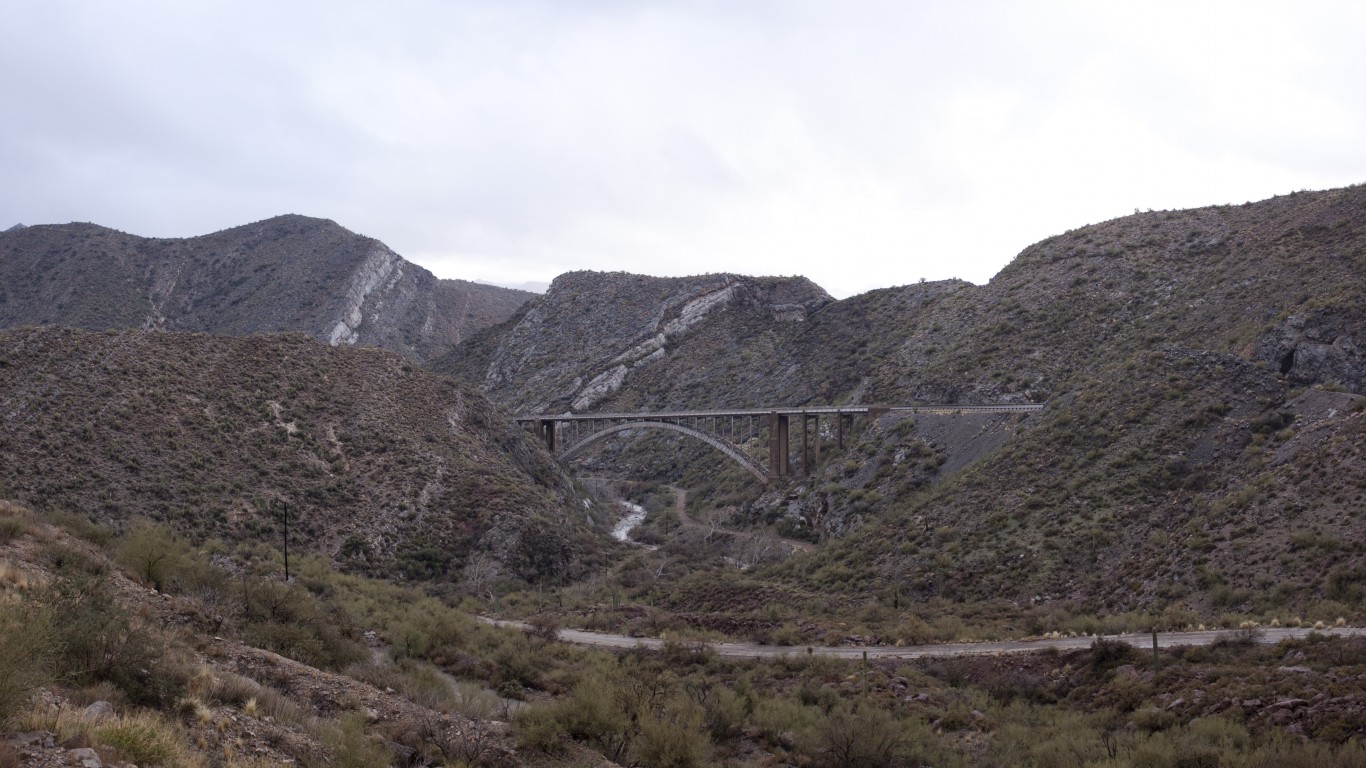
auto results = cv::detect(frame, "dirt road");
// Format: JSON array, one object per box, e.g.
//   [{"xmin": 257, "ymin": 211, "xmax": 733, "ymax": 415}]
[
  {"xmin": 667, "ymin": 484, "xmax": 814, "ymax": 554},
  {"xmin": 481, "ymin": 618, "xmax": 1366, "ymax": 660}
]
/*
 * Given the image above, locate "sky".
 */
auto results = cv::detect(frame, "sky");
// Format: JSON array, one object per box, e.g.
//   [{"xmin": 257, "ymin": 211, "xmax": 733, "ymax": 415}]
[{"xmin": 2, "ymin": 1, "xmax": 1364, "ymax": 298}]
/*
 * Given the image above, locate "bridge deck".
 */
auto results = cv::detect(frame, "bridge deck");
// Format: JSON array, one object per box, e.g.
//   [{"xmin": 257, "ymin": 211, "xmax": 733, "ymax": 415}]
[{"xmin": 513, "ymin": 404, "xmax": 1043, "ymax": 423}]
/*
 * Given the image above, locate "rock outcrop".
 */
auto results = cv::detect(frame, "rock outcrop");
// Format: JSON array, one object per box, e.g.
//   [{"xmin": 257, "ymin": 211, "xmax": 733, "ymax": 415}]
[{"xmin": 0, "ymin": 214, "xmax": 535, "ymax": 363}]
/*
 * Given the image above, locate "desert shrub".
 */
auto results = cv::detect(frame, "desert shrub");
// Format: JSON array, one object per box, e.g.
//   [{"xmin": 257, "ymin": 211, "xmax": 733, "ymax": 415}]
[
  {"xmin": 95, "ymin": 715, "xmax": 180, "ymax": 766},
  {"xmin": 0, "ymin": 596, "xmax": 56, "ymax": 726},
  {"xmin": 47, "ymin": 571, "xmax": 183, "ymax": 706},
  {"xmin": 34, "ymin": 508, "xmax": 113, "ymax": 546},
  {"xmin": 1090, "ymin": 636, "xmax": 1138, "ymax": 674},
  {"xmin": 631, "ymin": 697, "xmax": 710, "ymax": 768},
  {"xmin": 751, "ymin": 696, "xmax": 818, "ymax": 742},
  {"xmin": 801, "ymin": 702, "xmax": 922, "ymax": 768},
  {"xmin": 115, "ymin": 519, "xmax": 187, "ymax": 591},
  {"xmin": 323, "ymin": 711, "xmax": 393, "ymax": 768},
  {"xmin": 523, "ymin": 613, "xmax": 561, "ymax": 642},
  {"xmin": 349, "ymin": 658, "xmax": 458, "ymax": 712},
  {"xmin": 687, "ymin": 680, "xmax": 747, "ymax": 740},
  {"xmin": 0, "ymin": 517, "xmax": 28, "ymax": 544},
  {"xmin": 556, "ymin": 676, "xmax": 632, "ymax": 762},
  {"xmin": 238, "ymin": 578, "xmax": 365, "ymax": 670},
  {"xmin": 514, "ymin": 705, "xmax": 566, "ymax": 753}
]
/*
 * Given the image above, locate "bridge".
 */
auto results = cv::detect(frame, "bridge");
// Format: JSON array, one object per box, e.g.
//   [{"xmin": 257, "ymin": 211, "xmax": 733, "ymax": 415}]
[{"xmin": 515, "ymin": 404, "xmax": 1044, "ymax": 484}]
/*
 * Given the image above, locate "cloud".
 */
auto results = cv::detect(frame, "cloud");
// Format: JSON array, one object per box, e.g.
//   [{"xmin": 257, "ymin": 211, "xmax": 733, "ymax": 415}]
[{"xmin": 2, "ymin": 1, "xmax": 1363, "ymax": 298}]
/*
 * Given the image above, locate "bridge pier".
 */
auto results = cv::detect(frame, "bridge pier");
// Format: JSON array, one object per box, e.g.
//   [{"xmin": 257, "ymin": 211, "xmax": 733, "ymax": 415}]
[
  {"xmin": 539, "ymin": 419, "xmax": 557, "ymax": 451},
  {"xmin": 768, "ymin": 411, "xmax": 790, "ymax": 478}
]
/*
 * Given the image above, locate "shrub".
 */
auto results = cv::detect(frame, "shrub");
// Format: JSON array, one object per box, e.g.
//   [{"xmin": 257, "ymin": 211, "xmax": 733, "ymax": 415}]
[
  {"xmin": 631, "ymin": 698, "xmax": 711, "ymax": 768},
  {"xmin": 96, "ymin": 716, "xmax": 178, "ymax": 766},
  {"xmin": 115, "ymin": 520, "xmax": 186, "ymax": 591},
  {"xmin": 47, "ymin": 571, "xmax": 184, "ymax": 706},
  {"xmin": 0, "ymin": 596, "xmax": 56, "ymax": 726},
  {"xmin": 324, "ymin": 712, "xmax": 393, "ymax": 768},
  {"xmin": 802, "ymin": 703, "xmax": 915, "ymax": 768},
  {"xmin": 1089, "ymin": 636, "xmax": 1138, "ymax": 674},
  {"xmin": 514, "ymin": 705, "xmax": 566, "ymax": 754},
  {"xmin": 0, "ymin": 517, "xmax": 28, "ymax": 544}
]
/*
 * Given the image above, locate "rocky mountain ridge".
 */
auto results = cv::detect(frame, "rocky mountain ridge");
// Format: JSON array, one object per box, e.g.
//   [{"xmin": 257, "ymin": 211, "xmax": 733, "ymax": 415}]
[{"xmin": 0, "ymin": 214, "xmax": 534, "ymax": 363}]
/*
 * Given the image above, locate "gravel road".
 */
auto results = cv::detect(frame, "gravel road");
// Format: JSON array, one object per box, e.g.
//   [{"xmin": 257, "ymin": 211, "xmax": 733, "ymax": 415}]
[{"xmin": 481, "ymin": 618, "xmax": 1366, "ymax": 660}]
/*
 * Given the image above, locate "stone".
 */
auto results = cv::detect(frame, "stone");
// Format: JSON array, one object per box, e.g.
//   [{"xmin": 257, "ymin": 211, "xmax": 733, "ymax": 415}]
[
  {"xmin": 68, "ymin": 747, "xmax": 103, "ymax": 767},
  {"xmin": 82, "ymin": 700, "xmax": 116, "ymax": 721}
]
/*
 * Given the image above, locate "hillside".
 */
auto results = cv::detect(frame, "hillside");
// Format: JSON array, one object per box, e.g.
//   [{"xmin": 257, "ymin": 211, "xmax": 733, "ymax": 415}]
[
  {"xmin": 0, "ymin": 327, "xmax": 601, "ymax": 582},
  {"xmin": 445, "ymin": 184, "xmax": 1366, "ymax": 621},
  {"xmin": 0, "ymin": 215, "xmax": 534, "ymax": 363},
  {"xmin": 436, "ymin": 270, "xmax": 834, "ymax": 412},
  {"xmin": 780, "ymin": 184, "xmax": 1366, "ymax": 616}
]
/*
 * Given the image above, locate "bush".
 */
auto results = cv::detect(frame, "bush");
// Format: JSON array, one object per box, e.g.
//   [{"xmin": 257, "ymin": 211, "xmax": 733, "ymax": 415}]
[
  {"xmin": 802, "ymin": 703, "xmax": 921, "ymax": 768},
  {"xmin": 631, "ymin": 698, "xmax": 711, "ymax": 768},
  {"xmin": 514, "ymin": 705, "xmax": 566, "ymax": 754},
  {"xmin": 325, "ymin": 712, "xmax": 393, "ymax": 768},
  {"xmin": 47, "ymin": 571, "xmax": 184, "ymax": 706},
  {"xmin": 1090, "ymin": 636, "xmax": 1138, "ymax": 674},
  {"xmin": 96, "ymin": 716, "xmax": 177, "ymax": 766},
  {"xmin": 0, "ymin": 596, "xmax": 56, "ymax": 726}
]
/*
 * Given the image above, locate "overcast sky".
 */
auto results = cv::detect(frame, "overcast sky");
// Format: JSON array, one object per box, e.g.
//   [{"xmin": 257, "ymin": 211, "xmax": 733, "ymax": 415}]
[{"xmin": 3, "ymin": 1, "xmax": 1363, "ymax": 298}]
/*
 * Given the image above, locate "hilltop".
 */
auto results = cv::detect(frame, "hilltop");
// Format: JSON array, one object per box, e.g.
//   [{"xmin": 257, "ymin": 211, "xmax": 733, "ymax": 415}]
[{"xmin": 0, "ymin": 214, "xmax": 534, "ymax": 363}]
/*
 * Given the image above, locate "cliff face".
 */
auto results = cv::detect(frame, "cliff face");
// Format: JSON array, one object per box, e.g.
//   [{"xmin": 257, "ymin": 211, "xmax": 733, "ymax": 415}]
[{"xmin": 0, "ymin": 214, "xmax": 534, "ymax": 363}]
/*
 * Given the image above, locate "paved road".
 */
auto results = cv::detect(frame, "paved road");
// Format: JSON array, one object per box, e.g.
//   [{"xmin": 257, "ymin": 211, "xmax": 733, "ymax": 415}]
[{"xmin": 481, "ymin": 618, "xmax": 1366, "ymax": 659}]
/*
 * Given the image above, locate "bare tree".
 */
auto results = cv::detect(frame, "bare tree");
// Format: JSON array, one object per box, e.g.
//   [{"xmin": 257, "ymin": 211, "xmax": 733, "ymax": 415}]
[
  {"xmin": 736, "ymin": 530, "xmax": 779, "ymax": 569},
  {"xmin": 461, "ymin": 553, "xmax": 502, "ymax": 602}
]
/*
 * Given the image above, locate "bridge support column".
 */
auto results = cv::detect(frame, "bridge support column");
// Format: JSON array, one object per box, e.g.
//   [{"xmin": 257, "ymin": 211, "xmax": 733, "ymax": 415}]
[
  {"xmin": 813, "ymin": 415, "xmax": 821, "ymax": 465},
  {"xmin": 768, "ymin": 412, "xmax": 789, "ymax": 477},
  {"xmin": 801, "ymin": 414, "xmax": 822, "ymax": 476},
  {"xmin": 539, "ymin": 419, "xmax": 556, "ymax": 452}
]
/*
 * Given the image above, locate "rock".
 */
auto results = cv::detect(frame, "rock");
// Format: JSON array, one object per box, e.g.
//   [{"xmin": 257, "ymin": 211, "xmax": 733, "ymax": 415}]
[
  {"xmin": 1166, "ymin": 697, "xmax": 1185, "ymax": 710},
  {"xmin": 69, "ymin": 747, "xmax": 103, "ymax": 767},
  {"xmin": 4, "ymin": 731, "xmax": 53, "ymax": 748},
  {"xmin": 1278, "ymin": 665, "xmax": 1313, "ymax": 674},
  {"xmin": 1270, "ymin": 698, "xmax": 1309, "ymax": 710},
  {"xmin": 82, "ymin": 700, "xmax": 116, "ymax": 721}
]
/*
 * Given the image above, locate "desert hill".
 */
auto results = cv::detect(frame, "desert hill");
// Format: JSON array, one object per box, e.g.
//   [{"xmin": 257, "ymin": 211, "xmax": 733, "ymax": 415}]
[
  {"xmin": 446, "ymin": 184, "xmax": 1366, "ymax": 617},
  {"xmin": 0, "ymin": 327, "xmax": 600, "ymax": 582},
  {"xmin": 0, "ymin": 214, "xmax": 534, "ymax": 363}
]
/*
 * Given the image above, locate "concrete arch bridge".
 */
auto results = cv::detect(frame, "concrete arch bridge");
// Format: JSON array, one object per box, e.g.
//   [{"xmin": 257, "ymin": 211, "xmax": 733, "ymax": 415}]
[{"xmin": 514, "ymin": 404, "xmax": 1043, "ymax": 484}]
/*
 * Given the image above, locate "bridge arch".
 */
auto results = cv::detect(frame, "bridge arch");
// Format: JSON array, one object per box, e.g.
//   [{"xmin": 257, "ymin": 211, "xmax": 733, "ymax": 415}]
[{"xmin": 558, "ymin": 420, "xmax": 770, "ymax": 484}]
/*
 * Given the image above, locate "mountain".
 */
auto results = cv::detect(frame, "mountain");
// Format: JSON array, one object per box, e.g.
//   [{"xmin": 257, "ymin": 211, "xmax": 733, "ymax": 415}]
[
  {"xmin": 435, "ymin": 270, "xmax": 834, "ymax": 413},
  {"xmin": 446, "ymin": 184, "xmax": 1366, "ymax": 616},
  {"xmin": 0, "ymin": 326, "xmax": 601, "ymax": 582},
  {"xmin": 0, "ymin": 215, "xmax": 534, "ymax": 363}
]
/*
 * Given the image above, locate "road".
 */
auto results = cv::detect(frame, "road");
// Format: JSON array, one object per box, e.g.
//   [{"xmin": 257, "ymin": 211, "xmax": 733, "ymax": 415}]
[
  {"xmin": 480, "ymin": 618, "xmax": 1366, "ymax": 660},
  {"xmin": 666, "ymin": 484, "xmax": 815, "ymax": 555}
]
